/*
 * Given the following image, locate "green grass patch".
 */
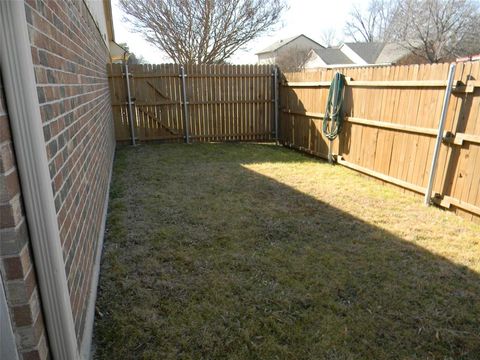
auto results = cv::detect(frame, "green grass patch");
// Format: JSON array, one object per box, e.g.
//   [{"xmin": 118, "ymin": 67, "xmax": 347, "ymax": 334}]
[{"xmin": 94, "ymin": 143, "xmax": 480, "ymax": 359}]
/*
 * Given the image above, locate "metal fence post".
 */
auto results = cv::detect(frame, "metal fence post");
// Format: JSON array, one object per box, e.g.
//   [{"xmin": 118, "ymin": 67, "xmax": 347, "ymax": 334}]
[
  {"xmin": 424, "ymin": 63, "xmax": 456, "ymax": 205},
  {"xmin": 180, "ymin": 66, "xmax": 190, "ymax": 143},
  {"xmin": 273, "ymin": 66, "xmax": 279, "ymax": 142},
  {"xmin": 124, "ymin": 63, "xmax": 136, "ymax": 146}
]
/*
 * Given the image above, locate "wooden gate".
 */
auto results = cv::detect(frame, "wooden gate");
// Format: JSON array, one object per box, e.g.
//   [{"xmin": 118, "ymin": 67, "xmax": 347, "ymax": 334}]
[{"xmin": 108, "ymin": 63, "xmax": 277, "ymax": 143}]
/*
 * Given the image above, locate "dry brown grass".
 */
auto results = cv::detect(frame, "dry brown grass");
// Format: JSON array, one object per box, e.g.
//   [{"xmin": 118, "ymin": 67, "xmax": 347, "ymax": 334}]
[{"xmin": 94, "ymin": 143, "xmax": 480, "ymax": 359}]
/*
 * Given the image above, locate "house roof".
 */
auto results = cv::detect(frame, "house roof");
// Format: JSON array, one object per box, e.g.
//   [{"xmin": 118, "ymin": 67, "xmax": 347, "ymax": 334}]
[
  {"xmin": 256, "ymin": 34, "xmax": 323, "ymax": 55},
  {"xmin": 343, "ymin": 42, "xmax": 413, "ymax": 64},
  {"xmin": 311, "ymin": 48, "xmax": 354, "ymax": 65},
  {"xmin": 110, "ymin": 41, "xmax": 129, "ymax": 63},
  {"xmin": 375, "ymin": 42, "xmax": 412, "ymax": 64},
  {"xmin": 457, "ymin": 53, "xmax": 480, "ymax": 62},
  {"xmin": 343, "ymin": 42, "xmax": 385, "ymax": 63}
]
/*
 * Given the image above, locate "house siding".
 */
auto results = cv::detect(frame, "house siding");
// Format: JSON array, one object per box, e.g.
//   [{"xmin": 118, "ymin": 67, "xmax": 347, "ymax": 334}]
[
  {"xmin": 24, "ymin": 0, "xmax": 115, "ymax": 345},
  {"xmin": 304, "ymin": 53, "xmax": 327, "ymax": 69},
  {"xmin": 339, "ymin": 44, "xmax": 367, "ymax": 64},
  {"xmin": 257, "ymin": 36, "xmax": 323, "ymax": 64},
  {"xmin": 84, "ymin": 0, "xmax": 110, "ymax": 47},
  {"xmin": 0, "ymin": 74, "xmax": 49, "ymax": 360},
  {"xmin": 276, "ymin": 37, "xmax": 322, "ymax": 59},
  {"xmin": 258, "ymin": 52, "xmax": 276, "ymax": 64}
]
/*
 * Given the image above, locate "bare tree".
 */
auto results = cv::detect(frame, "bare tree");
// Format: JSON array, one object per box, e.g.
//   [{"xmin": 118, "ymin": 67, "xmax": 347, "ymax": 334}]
[
  {"xmin": 275, "ymin": 48, "xmax": 311, "ymax": 72},
  {"xmin": 344, "ymin": 0, "xmax": 400, "ymax": 42},
  {"xmin": 395, "ymin": 0, "xmax": 480, "ymax": 63},
  {"xmin": 320, "ymin": 28, "xmax": 339, "ymax": 47},
  {"xmin": 345, "ymin": 0, "xmax": 480, "ymax": 63},
  {"xmin": 119, "ymin": 0, "xmax": 286, "ymax": 64},
  {"xmin": 118, "ymin": 43, "xmax": 147, "ymax": 65}
]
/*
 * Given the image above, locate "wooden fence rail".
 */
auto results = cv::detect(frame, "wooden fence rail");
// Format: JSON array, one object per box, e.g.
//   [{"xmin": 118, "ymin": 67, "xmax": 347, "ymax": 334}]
[
  {"xmin": 279, "ymin": 61, "xmax": 480, "ymax": 221},
  {"xmin": 108, "ymin": 61, "xmax": 480, "ymax": 221},
  {"xmin": 108, "ymin": 63, "xmax": 277, "ymax": 143}
]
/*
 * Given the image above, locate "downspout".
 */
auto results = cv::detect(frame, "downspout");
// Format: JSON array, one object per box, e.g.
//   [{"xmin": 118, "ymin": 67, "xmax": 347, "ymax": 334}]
[{"xmin": 0, "ymin": 2, "xmax": 79, "ymax": 360}]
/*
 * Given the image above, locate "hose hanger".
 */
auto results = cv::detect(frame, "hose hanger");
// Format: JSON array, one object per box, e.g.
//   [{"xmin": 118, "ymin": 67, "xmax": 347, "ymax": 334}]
[{"xmin": 323, "ymin": 72, "xmax": 346, "ymax": 163}]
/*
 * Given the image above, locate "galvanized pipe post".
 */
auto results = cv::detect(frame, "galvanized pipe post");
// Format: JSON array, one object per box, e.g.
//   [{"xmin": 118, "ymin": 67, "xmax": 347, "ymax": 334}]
[
  {"xmin": 328, "ymin": 141, "xmax": 334, "ymax": 163},
  {"xmin": 273, "ymin": 66, "xmax": 279, "ymax": 142},
  {"xmin": 124, "ymin": 63, "xmax": 136, "ymax": 146},
  {"xmin": 180, "ymin": 66, "xmax": 190, "ymax": 143},
  {"xmin": 424, "ymin": 63, "xmax": 456, "ymax": 205}
]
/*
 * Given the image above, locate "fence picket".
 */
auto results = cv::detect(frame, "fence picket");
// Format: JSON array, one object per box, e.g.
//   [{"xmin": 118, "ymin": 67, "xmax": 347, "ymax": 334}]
[
  {"xmin": 278, "ymin": 61, "xmax": 480, "ymax": 220},
  {"xmin": 108, "ymin": 61, "xmax": 480, "ymax": 220}
]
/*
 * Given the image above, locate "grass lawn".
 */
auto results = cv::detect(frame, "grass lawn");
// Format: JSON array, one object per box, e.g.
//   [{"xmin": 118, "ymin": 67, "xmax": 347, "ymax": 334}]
[{"xmin": 94, "ymin": 143, "xmax": 480, "ymax": 359}]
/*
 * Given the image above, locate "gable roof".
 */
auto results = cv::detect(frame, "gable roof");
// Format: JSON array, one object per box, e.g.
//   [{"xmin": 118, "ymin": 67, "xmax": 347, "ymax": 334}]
[
  {"xmin": 343, "ymin": 42, "xmax": 385, "ymax": 63},
  {"xmin": 256, "ymin": 34, "xmax": 323, "ymax": 55},
  {"xmin": 311, "ymin": 48, "xmax": 354, "ymax": 65},
  {"xmin": 375, "ymin": 42, "xmax": 413, "ymax": 64}
]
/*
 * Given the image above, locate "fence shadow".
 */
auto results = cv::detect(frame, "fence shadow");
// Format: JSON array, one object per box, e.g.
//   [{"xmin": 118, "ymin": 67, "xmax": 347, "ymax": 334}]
[{"xmin": 94, "ymin": 143, "xmax": 480, "ymax": 360}]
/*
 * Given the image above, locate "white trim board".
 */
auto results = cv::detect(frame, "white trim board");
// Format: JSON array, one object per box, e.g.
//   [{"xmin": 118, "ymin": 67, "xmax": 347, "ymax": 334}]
[{"xmin": 0, "ymin": 2, "xmax": 80, "ymax": 359}]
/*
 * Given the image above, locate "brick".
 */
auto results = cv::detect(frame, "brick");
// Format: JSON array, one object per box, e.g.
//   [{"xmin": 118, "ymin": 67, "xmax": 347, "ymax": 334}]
[
  {"xmin": 2, "ymin": 245, "xmax": 32, "ymax": 280},
  {"xmin": 5, "ymin": 266, "xmax": 37, "ymax": 305},
  {"xmin": 0, "ymin": 22, "xmax": 49, "ymax": 358},
  {"xmin": 0, "ymin": 142, "xmax": 17, "ymax": 174},
  {"xmin": 33, "ymin": 67, "xmax": 47, "ymax": 84},
  {"xmin": 13, "ymin": 304, "xmax": 35, "ymax": 327},
  {"xmin": 36, "ymin": 87, "xmax": 46, "ymax": 104},
  {"xmin": 16, "ymin": 310, "xmax": 45, "ymax": 348},
  {"xmin": 30, "ymin": 46, "xmax": 39, "ymax": 65},
  {"xmin": 23, "ymin": 0, "xmax": 116, "ymax": 347},
  {"xmin": 0, "ymin": 219, "xmax": 29, "ymax": 256},
  {"xmin": 3, "ymin": 257, "xmax": 23, "ymax": 281},
  {"xmin": 21, "ymin": 332, "xmax": 48, "ymax": 360},
  {"xmin": 0, "ymin": 169, "xmax": 21, "ymax": 203},
  {"xmin": 0, "ymin": 195, "xmax": 24, "ymax": 228},
  {"xmin": 22, "ymin": 350, "xmax": 42, "ymax": 360},
  {"xmin": 47, "ymin": 139, "xmax": 57, "ymax": 158},
  {"xmin": 0, "ymin": 115, "xmax": 12, "ymax": 142}
]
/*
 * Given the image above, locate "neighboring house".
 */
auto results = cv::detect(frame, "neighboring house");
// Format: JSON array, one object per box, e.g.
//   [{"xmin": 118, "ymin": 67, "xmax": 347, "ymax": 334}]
[
  {"xmin": 0, "ymin": 1, "xmax": 120, "ymax": 359},
  {"xmin": 305, "ymin": 42, "xmax": 420, "ymax": 69},
  {"xmin": 303, "ymin": 47, "xmax": 355, "ymax": 68},
  {"xmin": 457, "ymin": 53, "xmax": 480, "ymax": 62},
  {"xmin": 256, "ymin": 34, "xmax": 324, "ymax": 65}
]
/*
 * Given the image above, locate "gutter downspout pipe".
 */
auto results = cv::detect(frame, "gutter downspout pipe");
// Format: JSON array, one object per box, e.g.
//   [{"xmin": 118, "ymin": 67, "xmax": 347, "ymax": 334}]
[{"xmin": 0, "ymin": 2, "xmax": 79, "ymax": 359}]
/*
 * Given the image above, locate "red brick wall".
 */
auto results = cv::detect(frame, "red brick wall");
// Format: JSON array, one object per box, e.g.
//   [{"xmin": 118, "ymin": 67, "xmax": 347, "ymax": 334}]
[
  {"xmin": 0, "ymin": 75, "xmax": 49, "ymax": 360},
  {"xmin": 25, "ymin": 0, "xmax": 115, "ymax": 343}
]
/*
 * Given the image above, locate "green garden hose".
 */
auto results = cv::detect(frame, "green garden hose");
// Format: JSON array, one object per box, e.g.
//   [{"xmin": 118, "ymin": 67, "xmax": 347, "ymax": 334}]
[{"xmin": 322, "ymin": 72, "xmax": 346, "ymax": 141}]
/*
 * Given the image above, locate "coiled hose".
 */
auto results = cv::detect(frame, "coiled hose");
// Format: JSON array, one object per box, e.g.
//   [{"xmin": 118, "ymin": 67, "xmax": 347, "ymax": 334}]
[{"xmin": 322, "ymin": 72, "xmax": 346, "ymax": 141}]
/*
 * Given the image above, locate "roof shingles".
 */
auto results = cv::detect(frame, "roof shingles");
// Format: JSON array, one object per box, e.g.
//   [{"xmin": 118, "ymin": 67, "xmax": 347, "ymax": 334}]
[
  {"xmin": 344, "ymin": 42, "xmax": 385, "ymax": 63},
  {"xmin": 256, "ymin": 34, "xmax": 323, "ymax": 55},
  {"xmin": 312, "ymin": 48, "xmax": 354, "ymax": 65}
]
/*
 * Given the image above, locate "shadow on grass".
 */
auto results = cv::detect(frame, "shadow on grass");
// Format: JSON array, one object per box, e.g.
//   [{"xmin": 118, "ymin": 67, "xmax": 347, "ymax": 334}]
[{"xmin": 94, "ymin": 143, "xmax": 480, "ymax": 360}]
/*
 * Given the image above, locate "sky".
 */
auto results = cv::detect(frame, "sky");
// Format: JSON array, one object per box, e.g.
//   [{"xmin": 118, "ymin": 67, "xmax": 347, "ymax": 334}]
[{"xmin": 111, "ymin": 0, "xmax": 364, "ymax": 64}]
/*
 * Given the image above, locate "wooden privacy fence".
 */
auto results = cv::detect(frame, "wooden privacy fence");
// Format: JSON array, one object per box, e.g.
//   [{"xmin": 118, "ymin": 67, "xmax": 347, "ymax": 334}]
[
  {"xmin": 279, "ymin": 61, "xmax": 480, "ymax": 221},
  {"xmin": 108, "ymin": 63, "xmax": 278, "ymax": 143}
]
